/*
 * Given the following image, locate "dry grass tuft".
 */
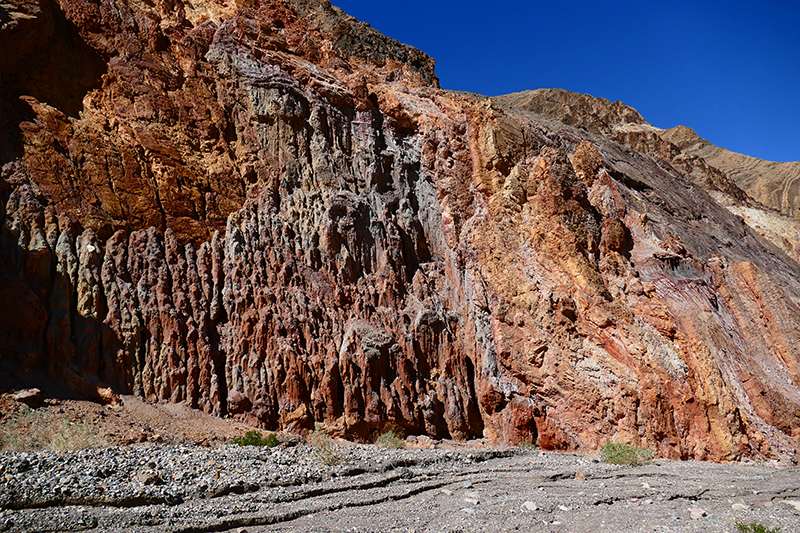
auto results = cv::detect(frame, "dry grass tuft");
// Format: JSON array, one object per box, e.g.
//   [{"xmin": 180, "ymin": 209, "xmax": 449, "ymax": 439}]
[{"xmin": 0, "ymin": 405, "xmax": 106, "ymax": 452}]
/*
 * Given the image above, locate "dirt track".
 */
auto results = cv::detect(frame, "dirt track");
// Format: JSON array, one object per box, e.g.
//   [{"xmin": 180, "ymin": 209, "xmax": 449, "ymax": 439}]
[{"xmin": 242, "ymin": 452, "xmax": 800, "ymax": 533}]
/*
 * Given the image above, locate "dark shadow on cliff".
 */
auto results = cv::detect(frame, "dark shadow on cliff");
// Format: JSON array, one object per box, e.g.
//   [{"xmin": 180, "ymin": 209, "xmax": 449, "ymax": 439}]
[
  {"xmin": 0, "ymin": 0, "xmax": 106, "ymax": 163},
  {"xmin": 0, "ymin": 233, "xmax": 122, "ymax": 405}
]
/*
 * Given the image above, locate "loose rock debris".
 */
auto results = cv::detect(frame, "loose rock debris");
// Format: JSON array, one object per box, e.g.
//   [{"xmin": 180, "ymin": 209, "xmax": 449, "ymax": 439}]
[{"xmin": 1, "ymin": 445, "xmax": 798, "ymax": 532}]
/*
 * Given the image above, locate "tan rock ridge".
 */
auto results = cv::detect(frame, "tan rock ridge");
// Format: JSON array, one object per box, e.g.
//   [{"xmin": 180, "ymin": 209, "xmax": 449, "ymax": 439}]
[
  {"xmin": 497, "ymin": 89, "xmax": 800, "ymax": 264},
  {"xmin": 661, "ymin": 124, "xmax": 800, "ymax": 219},
  {"xmin": 1, "ymin": 0, "xmax": 799, "ymax": 461}
]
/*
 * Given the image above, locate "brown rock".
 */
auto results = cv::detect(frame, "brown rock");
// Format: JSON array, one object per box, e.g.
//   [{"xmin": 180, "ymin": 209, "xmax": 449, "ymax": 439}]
[
  {"xmin": 572, "ymin": 140, "xmax": 604, "ymax": 186},
  {"xmin": 227, "ymin": 391, "xmax": 251, "ymax": 415},
  {"xmin": 600, "ymin": 217, "xmax": 630, "ymax": 256},
  {"xmin": 0, "ymin": 0, "xmax": 798, "ymax": 462},
  {"xmin": 136, "ymin": 471, "xmax": 161, "ymax": 485},
  {"xmin": 13, "ymin": 388, "xmax": 41, "ymax": 407}
]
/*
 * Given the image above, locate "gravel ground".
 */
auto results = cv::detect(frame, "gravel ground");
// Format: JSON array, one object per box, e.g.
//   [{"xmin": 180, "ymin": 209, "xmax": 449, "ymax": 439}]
[{"xmin": 1, "ymin": 443, "xmax": 799, "ymax": 533}]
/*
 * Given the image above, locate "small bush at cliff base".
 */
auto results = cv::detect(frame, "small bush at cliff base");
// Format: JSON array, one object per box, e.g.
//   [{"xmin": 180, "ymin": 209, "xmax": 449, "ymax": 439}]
[
  {"xmin": 374, "ymin": 430, "xmax": 405, "ymax": 449},
  {"xmin": 600, "ymin": 442, "xmax": 654, "ymax": 465},
  {"xmin": 736, "ymin": 522, "xmax": 781, "ymax": 533},
  {"xmin": 309, "ymin": 429, "xmax": 342, "ymax": 465},
  {"xmin": 231, "ymin": 430, "xmax": 280, "ymax": 447}
]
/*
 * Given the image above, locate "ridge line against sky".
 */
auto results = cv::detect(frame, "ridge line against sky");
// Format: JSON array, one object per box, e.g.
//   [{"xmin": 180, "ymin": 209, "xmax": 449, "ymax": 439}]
[{"xmin": 331, "ymin": 0, "xmax": 800, "ymax": 163}]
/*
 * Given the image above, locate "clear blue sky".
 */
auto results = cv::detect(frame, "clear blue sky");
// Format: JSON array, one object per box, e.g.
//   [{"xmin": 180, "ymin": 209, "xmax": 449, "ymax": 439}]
[{"xmin": 332, "ymin": 1, "xmax": 799, "ymax": 163}]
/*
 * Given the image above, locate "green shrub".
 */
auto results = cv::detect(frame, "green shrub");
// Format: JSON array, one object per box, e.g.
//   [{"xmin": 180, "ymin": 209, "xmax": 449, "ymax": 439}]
[
  {"xmin": 374, "ymin": 430, "xmax": 405, "ymax": 449},
  {"xmin": 599, "ymin": 442, "xmax": 654, "ymax": 466},
  {"xmin": 519, "ymin": 441, "xmax": 537, "ymax": 451},
  {"xmin": 736, "ymin": 522, "xmax": 780, "ymax": 533},
  {"xmin": 231, "ymin": 430, "xmax": 280, "ymax": 447}
]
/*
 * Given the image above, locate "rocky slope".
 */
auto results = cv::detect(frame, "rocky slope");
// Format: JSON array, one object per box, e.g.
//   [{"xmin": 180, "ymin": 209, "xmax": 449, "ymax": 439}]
[
  {"xmin": 2, "ymin": 0, "xmax": 800, "ymax": 461},
  {"xmin": 498, "ymin": 89, "xmax": 800, "ymax": 263}
]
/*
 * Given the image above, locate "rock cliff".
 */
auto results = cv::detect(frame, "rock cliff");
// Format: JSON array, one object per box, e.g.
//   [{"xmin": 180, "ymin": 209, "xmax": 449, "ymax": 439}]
[
  {"xmin": 497, "ymin": 89, "xmax": 800, "ymax": 264},
  {"xmin": 2, "ymin": 0, "xmax": 800, "ymax": 460}
]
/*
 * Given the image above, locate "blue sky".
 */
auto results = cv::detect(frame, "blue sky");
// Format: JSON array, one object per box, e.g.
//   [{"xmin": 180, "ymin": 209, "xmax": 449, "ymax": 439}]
[{"xmin": 332, "ymin": 1, "xmax": 799, "ymax": 162}]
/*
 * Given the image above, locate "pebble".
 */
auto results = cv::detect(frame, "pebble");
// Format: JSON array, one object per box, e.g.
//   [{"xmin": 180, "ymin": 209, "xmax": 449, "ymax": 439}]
[
  {"xmin": 521, "ymin": 501, "xmax": 538, "ymax": 512},
  {"xmin": 0, "ymin": 443, "xmax": 491, "ymax": 512},
  {"xmin": 688, "ymin": 506, "xmax": 707, "ymax": 519}
]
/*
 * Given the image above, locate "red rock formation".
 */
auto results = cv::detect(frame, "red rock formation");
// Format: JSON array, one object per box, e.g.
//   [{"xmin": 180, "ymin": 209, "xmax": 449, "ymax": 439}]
[
  {"xmin": 1, "ymin": 0, "xmax": 799, "ymax": 460},
  {"xmin": 498, "ymin": 89, "xmax": 800, "ymax": 263}
]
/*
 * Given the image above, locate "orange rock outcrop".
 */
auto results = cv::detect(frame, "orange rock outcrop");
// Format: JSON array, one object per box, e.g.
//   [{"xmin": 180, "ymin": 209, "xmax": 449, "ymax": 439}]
[{"xmin": 1, "ymin": 0, "xmax": 799, "ymax": 460}]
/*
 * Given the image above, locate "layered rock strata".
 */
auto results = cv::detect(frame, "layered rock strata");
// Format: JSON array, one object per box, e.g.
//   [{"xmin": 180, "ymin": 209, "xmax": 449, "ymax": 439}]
[
  {"xmin": 2, "ymin": 0, "xmax": 800, "ymax": 460},
  {"xmin": 498, "ymin": 89, "xmax": 800, "ymax": 263}
]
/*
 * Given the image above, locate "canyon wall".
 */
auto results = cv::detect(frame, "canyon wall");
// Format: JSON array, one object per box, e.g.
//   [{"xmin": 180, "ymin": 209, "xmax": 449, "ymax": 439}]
[
  {"xmin": 499, "ymin": 89, "xmax": 800, "ymax": 264},
  {"xmin": 2, "ymin": 0, "xmax": 800, "ymax": 460}
]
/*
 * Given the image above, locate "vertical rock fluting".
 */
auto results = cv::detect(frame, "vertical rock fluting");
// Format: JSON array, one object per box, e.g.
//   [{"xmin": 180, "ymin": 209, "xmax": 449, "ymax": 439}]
[
  {"xmin": 1, "ymin": 0, "xmax": 799, "ymax": 459},
  {"xmin": 1, "ymin": 0, "xmax": 484, "ymax": 441}
]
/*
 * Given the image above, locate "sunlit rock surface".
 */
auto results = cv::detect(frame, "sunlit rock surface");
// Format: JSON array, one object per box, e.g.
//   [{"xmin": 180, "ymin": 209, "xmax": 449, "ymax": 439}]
[{"xmin": 2, "ymin": 0, "xmax": 799, "ymax": 460}]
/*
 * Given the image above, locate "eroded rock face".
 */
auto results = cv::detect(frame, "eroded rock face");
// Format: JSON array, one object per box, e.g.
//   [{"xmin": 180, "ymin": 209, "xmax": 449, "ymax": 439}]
[
  {"xmin": 497, "ymin": 89, "xmax": 800, "ymax": 263},
  {"xmin": 2, "ymin": 0, "xmax": 799, "ymax": 460}
]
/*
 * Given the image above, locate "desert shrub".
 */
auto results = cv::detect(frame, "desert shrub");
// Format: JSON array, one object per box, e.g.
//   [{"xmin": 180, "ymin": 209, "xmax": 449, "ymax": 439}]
[
  {"xmin": 231, "ymin": 430, "xmax": 280, "ymax": 447},
  {"xmin": 519, "ymin": 441, "xmax": 537, "ymax": 451},
  {"xmin": 374, "ymin": 430, "xmax": 405, "ymax": 449},
  {"xmin": 48, "ymin": 419, "xmax": 107, "ymax": 451},
  {"xmin": 736, "ymin": 522, "xmax": 780, "ymax": 533},
  {"xmin": 308, "ymin": 428, "xmax": 342, "ymax": 465},
  {"xmin": 599, "ymin": 442, "xmax": 654, "ymax": 466},
  {"xmin": 0, "ymin": 406, "xmax": 106, "ymax": 452}
]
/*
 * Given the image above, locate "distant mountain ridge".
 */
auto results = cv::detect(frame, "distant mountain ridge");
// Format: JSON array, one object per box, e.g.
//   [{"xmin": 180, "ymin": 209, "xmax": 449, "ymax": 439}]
[
  {"xmin": 496, "ymin": 89, "xmax": 800, "ymax": 263},
  {"xmin": 661, "ymin": 125, "xmax": 800, "ymax": 217}
]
